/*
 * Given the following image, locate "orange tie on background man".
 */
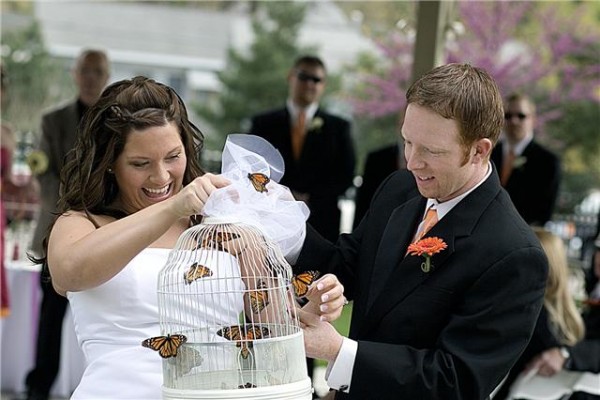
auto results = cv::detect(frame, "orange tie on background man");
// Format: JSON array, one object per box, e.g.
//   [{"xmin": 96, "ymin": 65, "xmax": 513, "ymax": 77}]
[
  {"xmin": 291, "ymin": 109, "xmax": 306, "ymax": 161},
  {"xmin": 413, "ymin": 206, "xmax": 438, "ymax": 243},
  {"xmin": 500, "ymin": 147, "xmax": 515, "ymax": 187}
]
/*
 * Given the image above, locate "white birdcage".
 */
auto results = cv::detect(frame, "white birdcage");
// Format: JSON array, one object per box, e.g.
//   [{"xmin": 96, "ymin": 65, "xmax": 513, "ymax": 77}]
[{"xmin": 149, "ymin": 135, "xmax": 313, "ymax": 400}]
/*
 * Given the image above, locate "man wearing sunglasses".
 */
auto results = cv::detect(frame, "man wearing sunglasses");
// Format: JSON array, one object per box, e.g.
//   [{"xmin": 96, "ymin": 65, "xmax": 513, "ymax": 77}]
[
  {"xmin": 250, "ymin": 55, "xmax": 356, "ymax": 243},
  {"xmin": 491, "ymin": 93, "xmax": 561, "ymax": 226}
]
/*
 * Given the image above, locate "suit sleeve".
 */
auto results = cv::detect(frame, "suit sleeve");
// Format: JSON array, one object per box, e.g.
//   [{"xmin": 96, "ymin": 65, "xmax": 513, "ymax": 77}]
[
  {"xmin": 37, "ymin": 113, "xmax": 62, "ymax": 211},
  {"xmin": 537, "ymin": 155, "xmax": 560, "ymax": 225}
]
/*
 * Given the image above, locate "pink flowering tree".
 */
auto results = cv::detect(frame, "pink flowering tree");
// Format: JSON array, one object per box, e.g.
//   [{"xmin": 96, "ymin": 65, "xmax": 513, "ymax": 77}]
[{"xmin": 345, "ymin": 1, "xmax": 600, "ymax": 205}]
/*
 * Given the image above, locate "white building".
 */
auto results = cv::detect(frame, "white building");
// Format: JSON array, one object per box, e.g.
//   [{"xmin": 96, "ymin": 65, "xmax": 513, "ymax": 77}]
[{"xmin": 34, "ymin": 1, "xmax": 376, "ymax": 103}]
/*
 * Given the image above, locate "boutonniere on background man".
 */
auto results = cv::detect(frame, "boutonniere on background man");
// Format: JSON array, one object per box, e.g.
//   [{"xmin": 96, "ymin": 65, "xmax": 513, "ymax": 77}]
[
  {"xmin": 513, "ymin": 156, "xmax": 527, "ymax": 169},
  {"xmin": 407, "ymin": 237, "xmax": 448, "ymax": 273},
  {"xmin": 308, "ymin": 117, "xmax": 324, "ymax": 132}
]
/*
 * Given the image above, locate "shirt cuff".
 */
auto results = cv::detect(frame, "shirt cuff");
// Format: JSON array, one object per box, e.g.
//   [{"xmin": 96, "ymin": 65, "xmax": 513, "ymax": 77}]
[{"xmin": 325, "ymin": 337, "xmax": 357, "ymax": 393}]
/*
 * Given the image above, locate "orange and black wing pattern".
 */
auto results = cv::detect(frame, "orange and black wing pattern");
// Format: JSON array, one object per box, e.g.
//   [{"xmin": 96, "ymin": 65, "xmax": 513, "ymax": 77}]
[
  {"xmin": 183, "ymin": 262, "xmax": 213, "ymax": 284},
  {"xmin": 142, "ymin": 333, "xmax": 187, "ymax": 358},
  {"xmin": 291, "ymin": 270, "xmax": 320, "ymax": 297},
  {"xmin": 197, "ymin": 231, "xmax": 241, "ymax": 254},
  {"xmin": 217, "ymin": 325, "xmax": 271, "ymax": 359},
  {"xmin": 248, "ymin": 280, "xmax": 270, "ymax": 314},
  {"xmin": 248, "ymin": 172, "xmax": 270, "ymax": 193}
]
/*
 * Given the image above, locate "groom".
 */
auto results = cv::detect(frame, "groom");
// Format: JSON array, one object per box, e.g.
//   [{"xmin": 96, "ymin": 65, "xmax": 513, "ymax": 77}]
[{"xmin": 296, "ymin": 63, "xmax": 548, "ymax": 399}]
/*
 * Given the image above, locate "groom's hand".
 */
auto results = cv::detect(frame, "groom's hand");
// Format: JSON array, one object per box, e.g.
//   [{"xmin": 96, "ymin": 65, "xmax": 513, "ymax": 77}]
[{"xmin": 297, "ymin": 307, "xmax": 344, "ymax": 362}]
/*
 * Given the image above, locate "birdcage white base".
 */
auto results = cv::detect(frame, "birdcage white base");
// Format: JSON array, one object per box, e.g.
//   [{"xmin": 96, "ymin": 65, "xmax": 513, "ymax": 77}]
[{"xmin": 162, "ymin": 377, "xmax": 313, "ymax": 399}]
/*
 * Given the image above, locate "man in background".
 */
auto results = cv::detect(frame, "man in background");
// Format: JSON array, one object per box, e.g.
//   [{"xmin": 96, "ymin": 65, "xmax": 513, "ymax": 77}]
[
  {"xmin": 250, "ymin": 55, "xmax": 356, "ymax": 242},
  {"xmin": 24, "ymin": 48, "xmax": 110, "ymax": 400},
  {"xmin": 491, "ymin": 93, "xmax": 561, "ymax": 226},
  {"xmin": 353, "ymin": 138, "xmax": 406, "ymax": 229}
]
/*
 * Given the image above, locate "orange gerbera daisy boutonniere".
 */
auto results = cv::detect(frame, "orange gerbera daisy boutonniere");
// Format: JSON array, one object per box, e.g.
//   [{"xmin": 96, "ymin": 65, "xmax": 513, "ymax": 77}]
[{"xmin": 407, "ymin": 237, "xmax": 448, "ymax": 273}]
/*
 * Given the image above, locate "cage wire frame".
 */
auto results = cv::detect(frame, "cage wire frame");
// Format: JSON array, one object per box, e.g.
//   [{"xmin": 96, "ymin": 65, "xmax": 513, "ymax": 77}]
[{"xmin": 157, "ymin": 219, "xmax": 306, "ymax": 390}]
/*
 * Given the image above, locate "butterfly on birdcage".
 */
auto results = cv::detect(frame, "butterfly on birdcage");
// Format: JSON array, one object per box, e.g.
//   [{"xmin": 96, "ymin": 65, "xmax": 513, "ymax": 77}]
[
  {"xmin": 291, "ymin": 270, "xmax": 320, "ymax": 298},
  {"xmin": 168, "ymin": 344, "xmax": 204, "ymax": 374},
  {"xmin": 217, "ymin": 324, "xmax": 271, "ymax": 359},
  {"xmin": 141, "ymin": 333, "xmax": 187, "ymax": 358},
  {"xmin": 183, "ymin": 262, "xmax": 213, "ymax": 284},
  {"xmin": 247, "ymin": 172, "xmax": 270, "ymax": 193},
  {"xmin": 196, "ymin": 231, "xmax": 241, "ymax": 254},
  {"xmin": 248, "ymin": 280, "xmax": 270, "ymax": 314}
]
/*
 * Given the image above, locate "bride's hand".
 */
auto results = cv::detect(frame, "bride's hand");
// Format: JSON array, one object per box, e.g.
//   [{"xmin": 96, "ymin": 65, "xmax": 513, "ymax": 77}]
[{"xmin": 302, "ymin": 273, "xmax": 346, "ymax": 322}]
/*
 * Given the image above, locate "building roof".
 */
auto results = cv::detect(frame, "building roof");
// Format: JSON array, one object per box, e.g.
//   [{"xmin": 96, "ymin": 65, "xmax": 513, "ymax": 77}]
[{"xmin": 34, "ymin": 1, "xmax": 375, "ymax": 74}]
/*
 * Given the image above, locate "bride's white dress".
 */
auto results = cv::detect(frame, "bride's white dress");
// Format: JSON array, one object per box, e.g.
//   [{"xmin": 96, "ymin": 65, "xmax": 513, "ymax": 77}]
[{"xmin": 67, "ymin": 248, "xmax": 170, "ymax": 399}]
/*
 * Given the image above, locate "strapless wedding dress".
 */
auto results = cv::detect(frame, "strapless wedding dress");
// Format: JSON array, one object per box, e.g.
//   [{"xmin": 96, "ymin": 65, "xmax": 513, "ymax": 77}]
[
  {"xmin": 68, "ymin": 248, "xmax": 170, "ymax": 399},
  {"xmin": 68, "ymin": 247, "xmax": 246, "ymax": 399}
]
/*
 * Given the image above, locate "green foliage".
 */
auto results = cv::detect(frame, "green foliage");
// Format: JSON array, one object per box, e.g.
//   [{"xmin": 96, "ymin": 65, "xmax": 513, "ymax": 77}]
[
  {"xmin": 193, "ymin": 1, "xmax": 313, "ymax": 151},
  {"xmin": 1, "ymin": 21, "xmax": 71, "ymax": 135},
  {"xmin": 548, "ymin": 101, "xmax": 600, "ymax": 212}
]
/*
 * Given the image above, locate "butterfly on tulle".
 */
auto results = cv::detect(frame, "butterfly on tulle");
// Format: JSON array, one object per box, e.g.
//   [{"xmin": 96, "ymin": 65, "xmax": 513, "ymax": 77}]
[
  {"xmin": 217, "ymin": 325, "xmax": 271, "ymax": 359},
  {"xmin": 183, "ymin": 262, "xmax": 213, "ymax": 284},
  {"xmin": 247, "ymin": 172, "xmax": 270, "ymax": 193},
  {"xmin": 142, "ymin": 333, "xmax": 187, "ymax": 358},
  {"xmin": 291, "ymin": 270, "xmax": 320, "ymax": 298},
  {"xmin": 238, "ymin": 382, "xmax": 257, "ymax": 389},
  {"xmin": 248, "ymin": 280, "xmax": 270, "ymax": 314},
  {"xmin": 197, "ymin": 231, "xmax": 240, "ymax": 254}
]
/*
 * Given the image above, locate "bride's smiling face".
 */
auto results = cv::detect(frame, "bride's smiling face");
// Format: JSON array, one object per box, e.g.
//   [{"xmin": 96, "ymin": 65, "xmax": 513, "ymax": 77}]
[{"xmin": 112, "ymin": 121, "xmax": 187, "ymax": 213}]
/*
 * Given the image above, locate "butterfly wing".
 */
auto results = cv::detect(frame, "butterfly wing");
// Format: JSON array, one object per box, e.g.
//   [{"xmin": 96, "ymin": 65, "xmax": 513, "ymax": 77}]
[
  {"xmin": 217, "ymin": 325, "xmax": 242, "ymax": 341},
  {"xmin": 247, "ymin": 173, "xmax": 270, "ymax": 193},
  {"xmin": 292, "ymin": 270, "xmax": 320, "ymax": 297},
  {"xmin": 169, "ymin": 345, "xmax": 203, "ymax": 374},
  {"xmin": 249, "ymin": 281, "xmax": 270, "ymax": 313},
  {"xmin": 142, "ymin": 334, "xmax": 187, "ymax": 359},
  {"xmin": 183, "ymin": 262, "xmax": 213, "ymax": 284}
]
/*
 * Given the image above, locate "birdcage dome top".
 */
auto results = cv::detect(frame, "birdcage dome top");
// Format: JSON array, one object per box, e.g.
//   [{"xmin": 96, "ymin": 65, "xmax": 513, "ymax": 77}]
[{"xmin": 201, "ymin": 134, "xmax": 309, "ymax": 258}]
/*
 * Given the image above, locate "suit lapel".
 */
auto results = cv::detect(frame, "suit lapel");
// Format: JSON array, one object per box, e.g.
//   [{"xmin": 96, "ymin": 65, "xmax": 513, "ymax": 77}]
[
  {"xmin": 360, "ymin": 170, "xmax": 502, "ymax": 336},
  {"xmin": 362, "ymin": 218, "xmax": 456, "ymax": 334},
  {"xmin": 366, "ymin": 196, "xmax": 425, "ymax": 310}
]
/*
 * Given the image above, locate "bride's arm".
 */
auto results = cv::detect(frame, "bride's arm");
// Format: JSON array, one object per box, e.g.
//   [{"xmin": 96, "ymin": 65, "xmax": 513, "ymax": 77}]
[{"xmin": 48, "ymin": 174, "xmax": 228, "ymax": 294}]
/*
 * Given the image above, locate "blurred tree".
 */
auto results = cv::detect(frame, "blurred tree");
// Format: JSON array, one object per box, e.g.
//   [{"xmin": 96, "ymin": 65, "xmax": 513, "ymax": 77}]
[
  {"xmin": 1, "ymin": 20, "xmax": 71, "ymax": 135},
  {"xmin": 343, "ymin": 1, "xmax": 600, "ymax": 205},
  {"xmin": 193, "ymin": 1, "xmax": 313, "ymax": 151}
]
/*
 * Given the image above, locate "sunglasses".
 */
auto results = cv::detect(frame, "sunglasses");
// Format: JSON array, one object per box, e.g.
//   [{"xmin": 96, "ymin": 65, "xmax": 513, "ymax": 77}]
[
  {"xmin": 296, "ymin": 70, "xmax": 323, "ymax": 84},
  {"xmin": 504, "ymin": 112, "xmax": 528, "ymax": 120}
]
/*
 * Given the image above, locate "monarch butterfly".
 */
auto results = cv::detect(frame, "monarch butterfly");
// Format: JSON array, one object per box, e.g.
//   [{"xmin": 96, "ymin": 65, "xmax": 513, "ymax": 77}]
[
  {"xmin": 248, "ymin": 280, "xmax": 269, "ymax": 314},
  {"xmin": 248, "ymin": 172, "xmax": 270, "ymax": 193},
  {"xmin": 292, "ymin": 270, "xmax": 320, "ymax": 297},
  {"xmin": 168, "ymin": 345, "xmax": 204, "ymax": 374},
  {"xmin": 142, "ymin": 333, "xmax": 187, "ymax": 358},
  {"xmin": 198, "ymin": 231, "xmax": 241, "ymax": 254},
  {"xmin": 217, "ymin": 325, "xmax": 271, "ymax": 359},
  {"xmin": 183, "ymin": 262, "xmax": 213, "ymax": 284}
]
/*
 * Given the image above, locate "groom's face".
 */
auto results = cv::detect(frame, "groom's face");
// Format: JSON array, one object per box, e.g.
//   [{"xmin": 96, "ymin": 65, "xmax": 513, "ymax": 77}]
[{"xmin": 402, "ymin": 104, "xmax": 485, "ymax": 203}]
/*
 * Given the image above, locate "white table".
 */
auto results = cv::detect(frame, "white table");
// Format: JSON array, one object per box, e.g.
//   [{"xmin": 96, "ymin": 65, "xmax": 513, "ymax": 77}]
[{"xmin": 1, "ymin": 260, "xmax": 86, "ymax": 398}]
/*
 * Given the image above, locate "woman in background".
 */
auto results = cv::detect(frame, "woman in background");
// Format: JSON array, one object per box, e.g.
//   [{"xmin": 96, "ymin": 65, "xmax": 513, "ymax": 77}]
[{"xmin": 496, "ymin": 228, "xmax": 586, "ymax": 399}]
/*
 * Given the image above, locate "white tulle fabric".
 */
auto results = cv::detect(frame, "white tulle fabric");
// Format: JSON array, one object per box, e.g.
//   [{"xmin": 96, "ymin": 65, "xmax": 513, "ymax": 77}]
[{"xmin": 202, "ymin": 134, "xmax": 309, "ymax": 258}]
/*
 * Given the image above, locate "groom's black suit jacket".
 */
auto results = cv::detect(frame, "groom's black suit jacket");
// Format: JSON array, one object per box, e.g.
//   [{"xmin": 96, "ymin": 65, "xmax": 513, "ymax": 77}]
[
  {"xmin": 250, "ymin": 107, "xmax": 355, "ymax": 241},
  {"xmin": 296, "ymin": 168, "xmax": 548, "ymax": 400}
]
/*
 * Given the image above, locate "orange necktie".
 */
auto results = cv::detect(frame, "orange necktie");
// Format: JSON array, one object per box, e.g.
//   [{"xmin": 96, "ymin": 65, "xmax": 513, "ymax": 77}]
[
  {"xmin": 413, "ymin": 206, "xmax": 438, "ymax": 243},
  {"xmin": 291, "ymin": 110, "xmax": 306, "ymax": 161},
  {"xmin": 501, "ymin": 148, "xmax": 515, "ymax": 187}
]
